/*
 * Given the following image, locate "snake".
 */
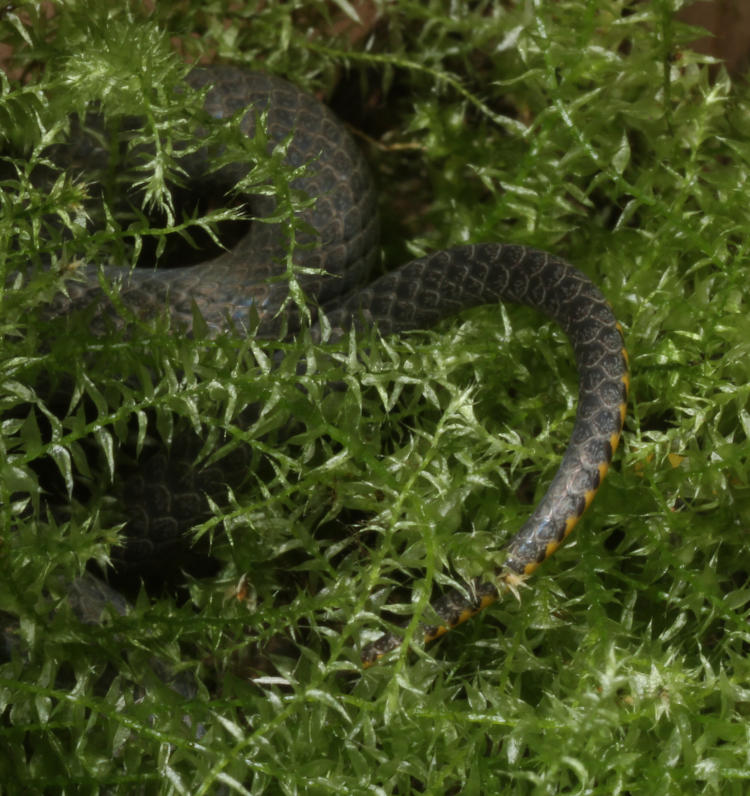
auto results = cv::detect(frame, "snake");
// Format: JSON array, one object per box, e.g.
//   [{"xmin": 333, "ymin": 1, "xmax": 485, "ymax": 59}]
[{"xmin": 45, "ymin": 66, "xmax": 629, "ymax": 667}]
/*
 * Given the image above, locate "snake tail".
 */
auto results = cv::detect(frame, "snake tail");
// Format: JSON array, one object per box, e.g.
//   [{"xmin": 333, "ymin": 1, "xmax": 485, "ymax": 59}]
[{"xmin": 351, "ymin": 244, "xmax": 629, "ymax": 667}]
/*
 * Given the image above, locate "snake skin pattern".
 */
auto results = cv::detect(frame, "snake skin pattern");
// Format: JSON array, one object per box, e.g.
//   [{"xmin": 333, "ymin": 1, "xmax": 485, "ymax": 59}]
[{"xmin": 49, "ymin": 66, "xmax": 629, "ymax": 666}]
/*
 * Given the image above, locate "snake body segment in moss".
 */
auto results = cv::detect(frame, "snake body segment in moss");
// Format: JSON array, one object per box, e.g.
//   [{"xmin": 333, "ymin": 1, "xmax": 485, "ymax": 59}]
[{"xmin": 50, "ymin": 66, "xmax": 629, "ymax": 666}]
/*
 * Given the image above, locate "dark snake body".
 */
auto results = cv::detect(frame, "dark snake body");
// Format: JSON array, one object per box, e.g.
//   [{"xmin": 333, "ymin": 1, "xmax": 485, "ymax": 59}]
[{"xmin": 51, "ymin": 67, "xmax": 629, "ymax": 666}]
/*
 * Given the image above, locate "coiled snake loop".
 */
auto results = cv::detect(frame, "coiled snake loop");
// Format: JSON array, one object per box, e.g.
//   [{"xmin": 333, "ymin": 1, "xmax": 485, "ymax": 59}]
[{"xmin": 49, "ymin": 66, "xmax": 629, "ymax": 666}]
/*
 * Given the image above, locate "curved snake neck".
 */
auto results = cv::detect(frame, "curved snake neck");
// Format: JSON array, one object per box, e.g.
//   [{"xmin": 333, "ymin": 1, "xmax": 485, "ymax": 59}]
[{"xmin": 49, "ymin": 66, "xmax": 629, "ymax": 666}]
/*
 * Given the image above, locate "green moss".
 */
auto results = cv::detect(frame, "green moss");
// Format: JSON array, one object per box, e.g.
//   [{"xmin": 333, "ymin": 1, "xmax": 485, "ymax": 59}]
[{"xmin": 2, "ymin": 1, "xmax": 750, "ymax": 793}]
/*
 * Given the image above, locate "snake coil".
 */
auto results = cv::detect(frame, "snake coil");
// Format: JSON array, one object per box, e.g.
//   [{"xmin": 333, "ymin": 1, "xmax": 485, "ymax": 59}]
[{"xmin": 48, "ymin": 66, "xmax": 629, "ymax": 666}]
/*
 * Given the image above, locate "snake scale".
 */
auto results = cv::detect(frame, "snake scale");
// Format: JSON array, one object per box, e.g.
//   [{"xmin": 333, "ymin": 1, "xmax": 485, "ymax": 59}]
[{"xmin": 49, "ymin": 66, "xmax": 629, "ymax": 666}]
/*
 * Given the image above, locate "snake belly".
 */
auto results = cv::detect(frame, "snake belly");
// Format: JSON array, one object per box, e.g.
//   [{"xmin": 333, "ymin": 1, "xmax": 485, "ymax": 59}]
[{"xmin": 47, "ymin": 67, "xmax": 629, "ymax": 666}]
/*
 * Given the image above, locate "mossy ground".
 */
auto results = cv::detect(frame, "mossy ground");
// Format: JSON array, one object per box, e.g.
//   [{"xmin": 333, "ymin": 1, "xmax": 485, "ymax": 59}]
[{"xmin": 2, "ymin": 2, "xmax": 750, "ymax": 793}]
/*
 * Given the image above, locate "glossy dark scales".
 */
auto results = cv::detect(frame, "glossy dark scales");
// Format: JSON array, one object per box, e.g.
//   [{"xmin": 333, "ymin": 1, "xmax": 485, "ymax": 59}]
[{"xmin": 48, "ymin": 66, "xmax": 629, "ymax": 667}]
